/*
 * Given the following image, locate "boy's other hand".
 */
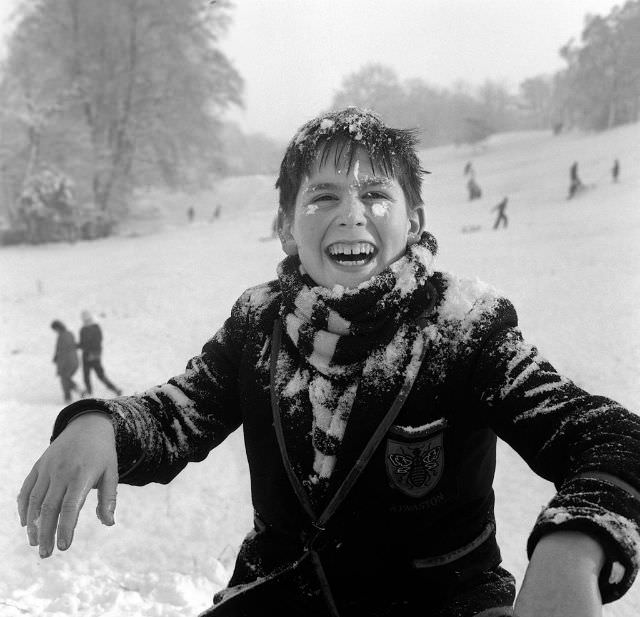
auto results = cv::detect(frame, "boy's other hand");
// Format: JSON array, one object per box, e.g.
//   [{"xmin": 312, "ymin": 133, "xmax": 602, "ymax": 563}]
[
  {"xmin": 514, "ymin": 530, "xmax": 604, "ymax": 617},
  {"xmin": 17, "ymin": 412, "xmax": 117, "ymax": 558}
]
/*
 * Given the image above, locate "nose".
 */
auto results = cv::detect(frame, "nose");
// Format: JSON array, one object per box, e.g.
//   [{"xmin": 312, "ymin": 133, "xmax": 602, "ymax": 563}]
[{"xmin": 338, "ymin": 194, "xmax": 366, "ymax": 226}]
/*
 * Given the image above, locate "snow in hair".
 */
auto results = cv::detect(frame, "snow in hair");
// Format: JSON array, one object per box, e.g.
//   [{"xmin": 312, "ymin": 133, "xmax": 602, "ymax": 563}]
[{"xmin": 275, "ymin": 106, "xmax": 428, "ymax": 213}]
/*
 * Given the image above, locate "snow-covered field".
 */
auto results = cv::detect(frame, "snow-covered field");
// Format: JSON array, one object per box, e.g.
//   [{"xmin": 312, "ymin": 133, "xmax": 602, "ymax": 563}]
[{"xmin": 1, "ymin": 123, "xmax": 639, "ymax": 616}]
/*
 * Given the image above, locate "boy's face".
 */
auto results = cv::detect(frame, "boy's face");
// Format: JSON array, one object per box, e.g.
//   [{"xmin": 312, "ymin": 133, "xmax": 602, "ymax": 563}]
[{"xmin": 281, "ymin": 145, "xmax": 423, "ymax": 289}]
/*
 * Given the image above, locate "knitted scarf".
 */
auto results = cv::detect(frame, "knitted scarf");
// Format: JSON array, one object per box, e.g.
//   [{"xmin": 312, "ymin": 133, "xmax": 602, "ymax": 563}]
[{"xmin": 275, "ymin": 231, "xmax": 438, "ymax": 501}]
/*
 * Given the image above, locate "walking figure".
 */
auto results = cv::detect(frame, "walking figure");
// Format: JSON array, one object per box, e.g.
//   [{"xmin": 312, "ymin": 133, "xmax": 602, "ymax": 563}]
[
  {"xmin": 464, "ymin": 162, "xmax": 482, "ymax": 201},
  {"xmin": 568, "ymin": 161, "xmax": 584, "ymax": 199},
  {"xmin": 492, "ymin": 197, "xmax": 508, "ymax": 230},
  {"xmin": 78, "ymin": 310, "xmax": 121, "ymax": 397},
  {"xmin": 467, "ymin": 177, "xmax": 482, "ymax": 201},
  {"xmin": 50, "ymin": 320, "xmax": 79, "ymax": 402},
  {"xmin": 612, "ymin": 159, "xmax": 620, "ymax": 183},
  {"xmin": 187, "ymin": 206, "xmax": 195, "ymax": 223}
]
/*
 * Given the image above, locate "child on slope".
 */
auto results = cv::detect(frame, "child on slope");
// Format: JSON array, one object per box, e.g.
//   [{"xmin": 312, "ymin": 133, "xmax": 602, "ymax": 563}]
[{"xmin": 18, "ymin": 107, "xmax": 640, "ymax": 617}]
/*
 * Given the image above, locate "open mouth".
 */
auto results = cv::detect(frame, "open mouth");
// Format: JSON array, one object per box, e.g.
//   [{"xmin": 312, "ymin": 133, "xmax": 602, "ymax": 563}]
[{"xmin": 326, "ymin": 242, "xmax": 378, "ymax": 266}]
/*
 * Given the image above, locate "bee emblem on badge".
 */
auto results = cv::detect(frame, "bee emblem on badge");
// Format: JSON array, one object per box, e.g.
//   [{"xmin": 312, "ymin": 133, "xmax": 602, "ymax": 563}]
[{"xmin": 388, "ymin": 446, "xmax": 441, "ymax": 488}]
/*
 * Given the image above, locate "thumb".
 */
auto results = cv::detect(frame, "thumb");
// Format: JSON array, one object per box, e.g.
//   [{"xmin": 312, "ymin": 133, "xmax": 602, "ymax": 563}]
[{"xmin": 95, "ymin": 465, "xmax": 118, "ymax": 526}]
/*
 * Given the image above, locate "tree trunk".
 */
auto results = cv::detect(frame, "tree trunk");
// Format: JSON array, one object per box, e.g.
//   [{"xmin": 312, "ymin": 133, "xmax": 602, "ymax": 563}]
[
  {"xmin": 97, "ymin": 0, "xmax": 138, "ymax": 213},
  {"xmin": 22, "ymin": 126, "xmax": 41, "ymax": 189}
]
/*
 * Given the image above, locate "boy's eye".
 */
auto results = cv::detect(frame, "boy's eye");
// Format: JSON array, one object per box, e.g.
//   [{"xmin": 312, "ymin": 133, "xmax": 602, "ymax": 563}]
[
  {"xmin": 363, "ymin": 191, "xmax": 389, "ymax": 200},
  {"xmin": 312, "ymin": 194, "xmax": 338, "ymax": 203}
]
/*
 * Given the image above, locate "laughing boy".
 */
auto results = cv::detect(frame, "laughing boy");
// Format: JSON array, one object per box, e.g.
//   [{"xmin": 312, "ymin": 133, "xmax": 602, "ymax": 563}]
[{"xmin": 19, "ymin": 107, "xmax": 640, "ymax": 617}]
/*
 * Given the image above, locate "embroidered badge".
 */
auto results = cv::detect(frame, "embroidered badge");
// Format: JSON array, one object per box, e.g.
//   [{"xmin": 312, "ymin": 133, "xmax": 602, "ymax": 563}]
[{"xmin": 386, "ymin": 432, "xmax": 444, "ymax": 498}]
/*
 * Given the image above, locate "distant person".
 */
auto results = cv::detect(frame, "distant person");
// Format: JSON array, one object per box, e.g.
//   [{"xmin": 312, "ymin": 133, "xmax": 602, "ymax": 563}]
[
  {"xmin": 212, "ymin": 204, "xmax": 222, "ymax": 220},
  {"xmin": 467, "ymin": 176, "xmax": 482, "ymax": 201},
  {"xmin": 612, "ymin": 159, "xmax": 620, "ymax": 183},
  {"xmin": 568, "ymin": 161, "xmax": 585, "ymax": 199},
  {"xmin": 492, "ymin": 197, "xmax": 509, "ymax": 230},
  {"xmin": 50, "ymin": 320, "xmax": 79, "ymax": 403},
  {"xmin": 187, "ymin": 206, "xmax": 195, "ymax": 223},
  {"xmin": 464, "ymin": 162, "xmax": 482, "ymax": 200},
  {"xmin": 78, "ymin": 310, "xmax": 121, "ymax": 397}
]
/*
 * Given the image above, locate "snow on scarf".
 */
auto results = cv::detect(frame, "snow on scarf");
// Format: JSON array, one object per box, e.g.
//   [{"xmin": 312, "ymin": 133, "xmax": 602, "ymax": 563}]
[{"xmin": 276, "ymin": 231, "xmax": 438, "ymax": 496}]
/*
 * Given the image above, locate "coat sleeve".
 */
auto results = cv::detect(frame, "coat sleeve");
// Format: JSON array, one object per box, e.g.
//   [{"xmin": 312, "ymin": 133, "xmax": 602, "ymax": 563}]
[
  {"xmin": 51, "ymin": 292, "xmax": 253, "ymax": 486},
  {"xmin": 470, "ymin": 324, "xmax": 640, "ymax": 603}
]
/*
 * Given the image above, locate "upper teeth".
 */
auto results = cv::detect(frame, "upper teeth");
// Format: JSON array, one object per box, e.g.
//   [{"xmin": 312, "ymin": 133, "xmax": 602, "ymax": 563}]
[{"xmin": 328, "ymin": 243, "xmax": 375, "ymax": 256}]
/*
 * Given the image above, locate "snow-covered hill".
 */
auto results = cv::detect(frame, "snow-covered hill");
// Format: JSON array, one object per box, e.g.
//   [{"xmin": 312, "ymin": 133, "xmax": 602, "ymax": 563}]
[{"xmin": 1, "ymin": 123, "xmax": 639, "ymax": 616}]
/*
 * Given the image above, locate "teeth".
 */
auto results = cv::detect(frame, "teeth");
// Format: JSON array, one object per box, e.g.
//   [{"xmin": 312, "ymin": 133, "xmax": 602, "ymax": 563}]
[{"xmin": 328, "ymin": 242, "xmax": 375, "ymax": 256}]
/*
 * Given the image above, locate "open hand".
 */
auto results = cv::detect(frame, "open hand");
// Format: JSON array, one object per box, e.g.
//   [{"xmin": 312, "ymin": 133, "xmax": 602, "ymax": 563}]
[{"xmin": 17, "ymin": 412, "xmax": 118, "ymax": 558}]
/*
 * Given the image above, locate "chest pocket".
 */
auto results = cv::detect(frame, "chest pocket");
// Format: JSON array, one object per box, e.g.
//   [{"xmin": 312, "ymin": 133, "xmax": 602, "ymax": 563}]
[{"xmin": 385, "ymin": 418, "xmax": 448, "ymax": 498}]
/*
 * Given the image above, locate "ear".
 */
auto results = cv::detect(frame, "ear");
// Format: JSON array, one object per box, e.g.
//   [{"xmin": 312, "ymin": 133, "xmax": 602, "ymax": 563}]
[
  {"xmin": 278, "ymin": 210, "xmax": 299, "ymax": 256},
  {"xmin": 407, "ymin": 205, "xmax": 426, "ymax": 245}
]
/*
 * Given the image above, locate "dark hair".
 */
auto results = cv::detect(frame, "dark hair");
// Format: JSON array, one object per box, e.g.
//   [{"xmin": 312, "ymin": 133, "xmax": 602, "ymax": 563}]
[
  {"xmin": 50, "ymin": 320, "xmax": 65, "ymax": 332},
  {"xmin": 275, "ymin": 107, "xmax": 428, "ymax": 216}
]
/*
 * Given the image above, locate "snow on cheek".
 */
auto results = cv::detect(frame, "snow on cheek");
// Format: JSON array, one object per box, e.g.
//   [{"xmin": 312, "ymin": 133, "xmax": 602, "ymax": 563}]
[
  {"xmin": 305, "ymin": 204, "xmax": 318, "ymax": 215},
  {"xmin": 371, "ymin": 201, "xmax": 390, "ymax": 217}
]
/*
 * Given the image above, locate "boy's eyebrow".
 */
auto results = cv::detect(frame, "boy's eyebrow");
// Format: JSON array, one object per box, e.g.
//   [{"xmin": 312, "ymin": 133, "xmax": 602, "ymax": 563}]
[
  {"xmin": 358, "ymin": 176, "xmax": 393, "ymax": 187},
  {"xmin": 304, "ymin": 177, "xmax": 393, "ymax": 193},
  {"xmin": 304, "ymin": 182, "xmax": 340, "ymax": 193}
]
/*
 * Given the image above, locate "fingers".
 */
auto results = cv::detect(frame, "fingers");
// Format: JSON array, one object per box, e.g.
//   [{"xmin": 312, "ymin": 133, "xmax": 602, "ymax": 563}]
[
  {"xmin": 17, "ymin": 415, "xmax": 118, "ymax": 558},
  {"xmin": 25, "ymin": 473, "xmax": 50, "ymax": 548},
  {"xmin": 56, "ymin": 480, "xmax": 92, "ymax": 552},
  {"xmin": 36, "ymin": 483, "xmax": 67, "ymax": 558},
  {"xmin": 17, "ymin": 466, "xmax": 39, "ymax": 527},
  {"xmin": 95, "ymin": 464, "xmax": 118, "ymax": 526},
  {"xmin": 19, "ymin": 465, "xmax": 101, "ymax": 557}
]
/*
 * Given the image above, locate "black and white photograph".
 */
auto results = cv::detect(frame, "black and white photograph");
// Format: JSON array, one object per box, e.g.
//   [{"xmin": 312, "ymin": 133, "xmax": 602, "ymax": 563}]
[{"xmin": 1, "ymin": 1, "xmax": 639, "ymax": 616}]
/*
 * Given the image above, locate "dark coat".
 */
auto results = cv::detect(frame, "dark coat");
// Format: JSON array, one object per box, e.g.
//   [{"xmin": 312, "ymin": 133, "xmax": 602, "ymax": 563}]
[
  {"xmin": 78, "ymin": 323, "xmax": 102, "ymax": 361},
  {"xmin": 53, "ymin": 271, "xmax": 640, "ymax": 612},
  {"xmin": 53, "ymin": 330, "xmax": 79, "ymax": 377}
]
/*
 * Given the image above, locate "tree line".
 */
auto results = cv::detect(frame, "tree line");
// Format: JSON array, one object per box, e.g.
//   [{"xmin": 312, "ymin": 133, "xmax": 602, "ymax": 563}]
[
  {"xmin": 331, "ymin": 1, "xmax": 640, "ymax": 145},
  {"xmin": 0, "ymin": 0, "xmax": 256, "ymax": 233},
  {"xmin": 0, "ymin": 0, "xmax": 637, "ymax": 242}
]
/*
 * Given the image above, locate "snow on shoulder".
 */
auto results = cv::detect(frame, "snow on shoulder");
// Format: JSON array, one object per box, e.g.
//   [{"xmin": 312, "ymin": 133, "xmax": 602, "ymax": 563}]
[
  {"xmin": 437, "ymin": 273, "xmax": 504, "ymax": 329},
  {"xmin": 238, "ymin": 280, "xmax": 279, "ymax": 319}
]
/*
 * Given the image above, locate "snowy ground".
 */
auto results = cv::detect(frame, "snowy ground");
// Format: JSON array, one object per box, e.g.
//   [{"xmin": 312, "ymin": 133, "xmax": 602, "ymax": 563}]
[{"xmin": 1, "ymin": 123, "xmax": 639, "ymax": 616}]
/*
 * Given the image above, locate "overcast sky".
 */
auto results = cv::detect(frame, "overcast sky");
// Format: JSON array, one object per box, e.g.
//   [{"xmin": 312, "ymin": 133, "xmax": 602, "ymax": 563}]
[
  {"xmin": 0, "ymin": 0, "xmax": 622, "ymax": 141},
  {"xmin": 220, "ymin": 0, "xmax": 620, "ymax": 140}
]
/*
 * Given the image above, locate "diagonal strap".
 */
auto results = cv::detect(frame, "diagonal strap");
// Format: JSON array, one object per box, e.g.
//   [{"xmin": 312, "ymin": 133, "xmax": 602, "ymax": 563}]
[
  {"xmin": 270, "ymin": 318, "xmax": 319, "ymax": 523},
  {"xmin": 271, "ymin": 317, "xmax": 428, "ymax": 533}
]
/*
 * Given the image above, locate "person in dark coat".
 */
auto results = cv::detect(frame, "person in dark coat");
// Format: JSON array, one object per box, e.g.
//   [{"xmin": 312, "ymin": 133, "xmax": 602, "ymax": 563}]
[
  {"xmin": 19, "ymin": 108, "xmax": 640, "ymax": 617},
  {"xmin": 467, "ymin": 177, "xmax": 482, "ymax": 200},
  {"xmin": 78, "ymin": 310, "xmax": 121, "ymax": 397},
  {"xmin": 568, "ymin": 161, "xmax": 585, "ymax": 199},
  {"xmin": 492, "ymin": 197, "xmax": 508, "ymax": 230},
  {"xmin": 612, "ymin": 159, "xmax": 620, "ymax": 183},
  {"xmin": 50, "ymin": 320, "xmax": 79, "ymax": 402},
  {"xmin": 464, "ymin": 162, "xmax": 482, "ymax": 201}
]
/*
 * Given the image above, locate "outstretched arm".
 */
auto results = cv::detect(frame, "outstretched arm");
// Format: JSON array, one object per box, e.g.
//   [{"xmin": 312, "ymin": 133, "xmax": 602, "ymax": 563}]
[
  {"xmin": 18, "ymin": 290, "xmax": 255, "ymax": 557},
  {"xmin": 471, "ymin": 326, "xmax": 640, "ymax": 606}
]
